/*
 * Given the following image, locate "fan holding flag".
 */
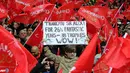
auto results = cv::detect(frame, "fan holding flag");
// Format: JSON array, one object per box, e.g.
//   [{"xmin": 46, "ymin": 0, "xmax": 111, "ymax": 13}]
[{"xmin": 44, "ymin": 45, "xmax": 78, "ymax": 73}]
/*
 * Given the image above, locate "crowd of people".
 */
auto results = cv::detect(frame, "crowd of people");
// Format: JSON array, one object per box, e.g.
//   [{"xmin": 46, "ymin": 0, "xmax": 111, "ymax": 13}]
[{"xmin": 0, "ymin": 0, "xmax": 130, "ymax": 73}]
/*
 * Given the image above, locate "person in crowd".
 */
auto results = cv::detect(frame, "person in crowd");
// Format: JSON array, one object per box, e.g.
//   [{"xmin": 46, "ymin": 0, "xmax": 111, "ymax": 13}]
[
  {"xmin": 41, "ymin": 57, "xmax": 56, "ymax": 73},
  {"xmin": 44, "ymin": 45, "xmax": 78, "ymax": 73},
  {"xmin": 30, "ymin": 46, "xmax": 44, "ymax": 73},
  {"xmin": 31, "ymin": 46, "xmax": 40, "ymax": 58},
  {"xmin": 27, "ymin": 27, "xmax": 33, "ymax": 36},
  {"xmin": 10, "ymin": 22, "xmax": 20, "ymax": 36},
  {"xmin": 18, "ymin": 29, "xmax": 27, "ymax": 44}
]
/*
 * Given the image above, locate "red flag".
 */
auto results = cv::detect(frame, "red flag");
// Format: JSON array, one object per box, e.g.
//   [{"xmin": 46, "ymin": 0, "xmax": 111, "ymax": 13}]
[
  {"xmin": 78, "ymin": 6, "xmax": 108, "ymax": 29},
  {"xmin": 15, "ymin": 0, "xmax": 35, "ymax": 7},
  {"xmin": 58, "ymin": 0, "xmax": 73, "ymax": 5},
  {"xmin": 70, "ymin": 33, "xmax": 98, "ymax": 73},
  {"xmin": 104, "ymin": 37, "xmax": 130, "ymax": 69},
  {"xmin": 108, "ymin": 0, "xmax": 114, "ymax": 3},
  {"xmin": 0, "ymin": 2, "xmax": 8, "ymax": 18},
  {"xmin": 26, "ymin": 23, "xmax": 43, "ymax": 47},
  {"xmin": 30, "ymin": 4, "xmax": 55, "ymax": 21},
  {"xmin": 93, "ymin": 55, "xmax": 130, "ymax": 73},
  {"xmin": 33, "ymin": 0, "xmax": 49, "ymax": 6},
  {"xmin": 87, "ymin": 23, "xmax": 97, "ymax": 38},
  {"xmin": 18, "ymin": 41, "xmax": 38, "ymax": 72},
  {"xmin": 55, "ymin": 1, "xmax": 83, "ymax": 21},
  {"xmin": 123, "ymin": 6, "xmax": 130, "ymax": 20},
  {"xmin": 93, "ymin": 54, "xmax": 109, "ymax": 73},
  {"xmin": 0, "ymin": 0, "xmax": 8, "ymax": 7},
  {"xmin": 13, "ymin": 13, "xmax": 33, "ymax": 24},
  {"xmin": 0, "ymin": 25, "xmax": 31, "ymax": 73},
  {"xmin": 100, "ymin": 20, "xmax": 113, "ymax": 40},
  {"xmin": 56, "ymin": 2, "xmax": 75, "ymax": 21}
]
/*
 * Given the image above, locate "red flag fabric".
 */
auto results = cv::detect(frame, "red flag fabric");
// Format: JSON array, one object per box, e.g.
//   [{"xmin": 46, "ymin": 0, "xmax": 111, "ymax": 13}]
[
  {"xmin": 70, "ymin": 33, "xmax": 98, "ymax": 73},
  {"xmin": 93, "ymin": 55, "xmax": 130, "ymax": 73},
  {"xmin": 100, "ymin": 20, "xmax": 113, "ymax": 41},
  {"xmin": 87, "ymin": 23, "xmax": 97, "ymax": 38},
  {"xmin": 108, "ymin": 0, "xmax": 114, "ymax": 3},
  {"xmin": 26, "ymin": 23, "xmax": 43, "ymax": 47},
  {"xmin": 7, "ymin": 0, "xmax": 16, "ymax": 10},
  {"xmin": 13, "ymin": 13, "xmax": 33, "ymax": 24},
  {"xmin": 0, "ymin": 2, "xmax": 8, "ymax": 18},
  {"xmin": 56, "ymin": 2, "xmax": 75, "ymax": 21},
  {"xmin": 33, "ymin": 0, "xmax": 49, "ymax": 6},
  {"xmin": 29, "ymin": 4, "xmax": 55, "ymax": 21},
  {"xmin": 78, "ymin": 6, "xmax": 108, "ymax": 29},
  {"xmin": 93, "ymin": 54, "xmax": 109, "ymax": 73},
  {"xmin": 123, "ymin": 6, "xmax": 130, "ymax": 20},
  {"xmin": 48, "ymin": 0, "xmax": 57, "ymax": 4},
  {"xmin": 18, "ymin": 41, "xmax": 38, "ymax": 72},
  {"xmin": 15, "ymin": 0, "xmax": 35, "ymax": 7},
  {"xmin": 55, "ymin": 1, "xmax": 83, "ymax": 21},
  {"xmin": 58, "ymin": 0, "xmax": 73, "ymax": 5},
  {"xmin": 104, "ymin": 37, "xmax": 130, "ymax": 69},
  {"xmin": 0, "ymin": 25, "xmax": 28, "ymax": 73}
]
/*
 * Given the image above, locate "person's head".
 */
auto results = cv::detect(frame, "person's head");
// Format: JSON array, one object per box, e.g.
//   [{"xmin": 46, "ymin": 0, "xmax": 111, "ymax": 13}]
[
  {"xmin": 27, "ymin": 27, "xmax": 33, "ymax": 36},
  {"xmin": 13, "ymin": 22, "xmax": 20, "ymax": 29},
  {"xmin": 64, "ymin": 45, "xmax": 76, "ymax": 59},
  {"xmin": 31, "ymin": 46, "xmax": 39, "ymax": 57},
  {"xmin": 43, "ymin": 58, "xmax": 52, "ymax": 71},
  {"xmin": 19, "ymin": 29, "xmax": 27, "ymax": 39}
]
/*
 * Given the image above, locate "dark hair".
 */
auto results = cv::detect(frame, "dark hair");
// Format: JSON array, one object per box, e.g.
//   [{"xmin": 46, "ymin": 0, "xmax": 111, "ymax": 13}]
[{"xmin": 64, "ymin": 45, "xmax": 76, "ymax": 53}]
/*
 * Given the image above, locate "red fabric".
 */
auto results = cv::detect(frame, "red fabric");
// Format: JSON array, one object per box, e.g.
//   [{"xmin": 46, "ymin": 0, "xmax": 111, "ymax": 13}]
[
  {"xmin": 13, "ymin": 13, "xmax": 33, "ymax": 24},
  {"xmin": 29, "ymin": 4, "xmax": 55, "ymax": 21},
  {"xmin": 0, "ymin": 25, "xmax": 28, "ymax": 73},
  {"xmin": 26, "ymin": 23, "xmax": 43, "ymax": 47},
  {"xmin": 33, "ymin": 0, "xmax": 49, "ymax": 6},
  {"xmin": 8, "ymin": 9, "xmax": 18, "ymax": 24},
  {"xmin": 48, "ymin": 0, "xmax": 57, "ymax": 4},
  {"xmin": 108, "ymin": 0, "xmax": 114, "ymax": 3},
  {"xmin": 0, "ymin": 0, "xmax": 8, "ymax": 8},
  {"xmin": 94, "ymin": 38, "xmax": 130, "ymax": 73},
  {"xmin": 93, "ymin": 54, "xmax": 109, "ymax": 73},
  {"xmin": 87, "ymin": 23, "xmax": 97, "ymax": 38},
  {"xmin": 15, "ymin": 0, "xmax": 35, "ymax": 6},
  {"xmin": 0, "ymin": 2, "xmax": 8, "ymax": 18},
  {"xmin": 78, "ymin": 6, "xmax": 108, "ymax": 29},
  {"xmin": 7, "ymin": 0, "xmax": 16, "ymax": 10},
  {"xmin": 58, "ymin": 0, "xmax": 72, "ymax": 5},
  {"xmin": 123, "ymin": 6, "xmax": 130, "ymax": 20},
  {"xmin": 71, "ymin": 33, "xmax": 98, "ymax": 73},
  {"xmin": 104, "ymin": 37, "xmax": 130, "ymax": 69},
  {"xmin": 94, "ymin": 55, "xmax": 130, "ymax": 73},
  {"xmin": 18, "ymin": 41, "xmax": 38, "ymax": 72},
  {"xmin": 56, "ymin": 2, "xmax": 75, "ymax": 21},
  {"xmin": 126, "ymin": 35, "xmax": 130, "ymax": 39}
]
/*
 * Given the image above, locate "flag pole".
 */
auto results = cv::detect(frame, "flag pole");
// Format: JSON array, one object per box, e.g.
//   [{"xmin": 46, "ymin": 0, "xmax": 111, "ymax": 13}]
[
  {"xmin": 23, "ymin": 22, "xmax": 42, "ymax": 46},
  {"xmin": 46, "ymin": 5, "xmax": 56, "ymax": 21},
  {"xmin": 108, "ymin": 67, "xmax": 113, "ymax": 73},
  {"xmin": 103, "ymin": 2, "xmax": 124, "ymax": 54},
  {"xmin": 111, "ymin": 3, "xmax": 124, "ymax": 24},
  {"xmin": 24, "ymin": 4, "xmax": 56, "ymax": 46},
  {"xmin": 107, "ymin": 32, "xmax": 128, "ymax": 73}
]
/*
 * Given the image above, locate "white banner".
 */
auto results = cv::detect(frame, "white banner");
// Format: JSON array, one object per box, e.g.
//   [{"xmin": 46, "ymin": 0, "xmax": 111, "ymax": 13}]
[{"xmin": 43, "ymin": 21, "xmax": 88, "ymax": 45}]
